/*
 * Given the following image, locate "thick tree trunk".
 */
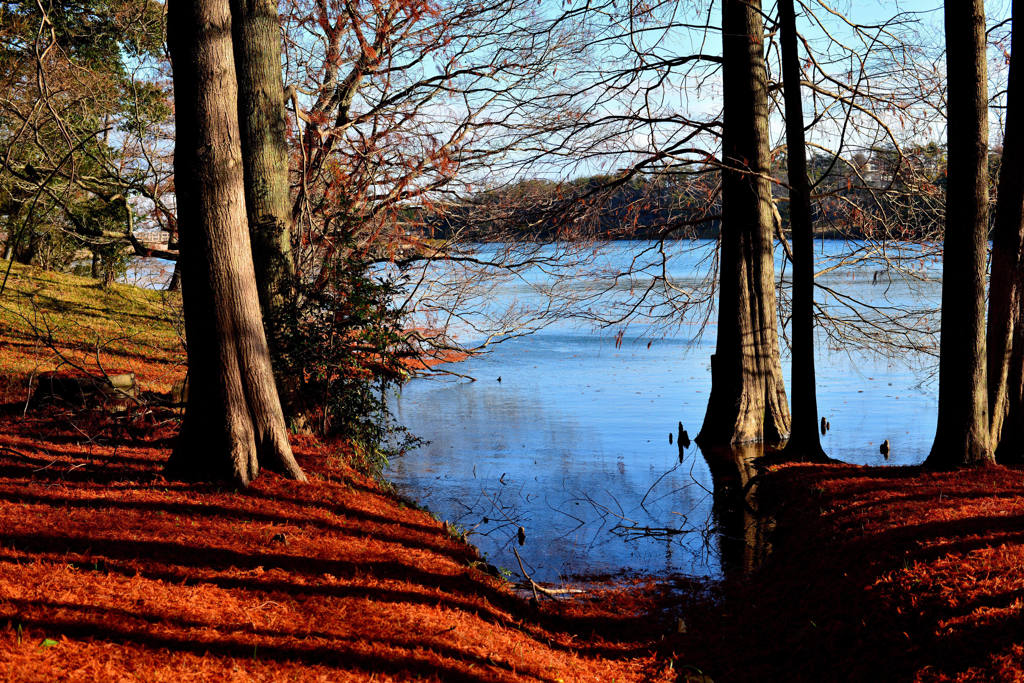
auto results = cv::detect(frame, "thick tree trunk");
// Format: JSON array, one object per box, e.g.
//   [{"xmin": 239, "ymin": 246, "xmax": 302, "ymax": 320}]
[
  {"xmin": 165, "ymin": 0, "xmax": 306, "ymax": 486},
  {"xmin": 926, "ymin": 0, "xmax": 993, "ymax": 468},
  {"xmin": 229, "ymin": 0, "xmax": 301, "ymax": 420},
  {"xmin": 697, "ymin": 0, "xmax": 791, "ymax": 447},
  {"xmin": 778, "ymin": 0, "xmax": 825, "ymax": 461},
  {"xmin": 229, "ymin": 0, "xmax": 296, "ymax": 325},
  {"xmin": 989, "ymin": 0, "xmax": 1024, "ymax": 463}
]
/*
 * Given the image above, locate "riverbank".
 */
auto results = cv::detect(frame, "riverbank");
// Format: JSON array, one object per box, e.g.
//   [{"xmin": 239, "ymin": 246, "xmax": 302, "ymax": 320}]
[
  {"xmin": 1, "ymin": 262, "xmax": 1022, "ymax": 681},
  {"xmin": 3, "ymin": 432, "xmax": 1020, "ymax": 682},
  {"xmin": 0, "ymin": 263, "xmax": 675, "ymax": 681},
  {"xmin": 667, "ymin": 461, "xmax": 1024, "ymax": 682},
  {"xmin": 0, "ymin": 412, "xmax": 678, "ymax": 681}
]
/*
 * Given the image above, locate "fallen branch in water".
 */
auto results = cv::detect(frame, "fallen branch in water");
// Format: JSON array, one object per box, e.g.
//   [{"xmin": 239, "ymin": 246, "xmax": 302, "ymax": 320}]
[
  {"xmin": 511, "ymin": 546, "xmax": 585, "ymax": 600},
  {"xmin": 609, "ymin": 522, "xmax": 692, "ymax": 542}
]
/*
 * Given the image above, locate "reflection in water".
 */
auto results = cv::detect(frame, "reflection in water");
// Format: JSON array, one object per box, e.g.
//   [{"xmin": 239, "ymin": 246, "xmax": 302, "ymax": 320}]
[
  {"xmin": 701, "ymin": 445, "xmax": 775, "ymax": 576},
  {"xmin": 389, "ymin": 240, "xmax": 939, "ymax": 582},
  {"xmin": 390, "ymin": 323, "xmax": 934, "ymax": 582},
  {"xmin": 390, "ymin": 357, "xmax": 722, "ymax": 582}
]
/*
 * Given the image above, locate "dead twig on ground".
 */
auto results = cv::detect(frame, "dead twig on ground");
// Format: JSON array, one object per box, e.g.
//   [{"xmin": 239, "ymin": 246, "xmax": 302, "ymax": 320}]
[{"xmin": 511, "ymin": 546, "xmax": 585, "ymax": 600}]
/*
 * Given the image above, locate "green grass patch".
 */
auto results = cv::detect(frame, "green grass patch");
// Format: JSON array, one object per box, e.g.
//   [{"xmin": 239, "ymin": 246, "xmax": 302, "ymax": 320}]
[{"xmin": 0, "ymin": 261, "xmax": 184, "ymax": 397}]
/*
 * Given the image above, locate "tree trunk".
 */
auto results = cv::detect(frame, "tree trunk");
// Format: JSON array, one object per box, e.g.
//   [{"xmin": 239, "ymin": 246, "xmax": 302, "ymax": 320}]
[
  {"xmin": 989, "ymin": 0, "xmax": 1024, "ymax": 463},
  {"xmin": 778, "ymin": 0, "xmax": 825, "ymax": 461},
  {"xmin": 697, "ymin": 0, "xmax": 791, "ymax": 447},
  {"xmin": 15, "ymin": 228, "xmax": 41, "ymax": 266},
  {"xmin": 926, "ymin": 0, "xmax": 993, "ymax": 468},
  {"xmin": 1000, "ymin": 294, "xmax": 1024, "ymax": 461},
  {"xmin": 229, "ymin": 0, "xmax": 296, "ymax": 327},
  {"xmin": 229, "ymin": 0, "xmax": 301, "ymax": 420},
  {"xmin": 165, "ymin": 0, "xmax": 306, "ymax": 486},
  {"xmin": 166, "ymin": 260, "xmax": 181, "ymax": 292}
]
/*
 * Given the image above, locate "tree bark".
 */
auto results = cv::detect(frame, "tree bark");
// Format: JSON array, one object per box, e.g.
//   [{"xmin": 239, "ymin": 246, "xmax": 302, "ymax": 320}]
[
  {"xmin": 229, "ymin": 0, "xmax": 301, "ymax": 420},
  {"xmin": 926, "ymin": 0, "xmax": 993, "ymax": 468},
  {"xmin": 165, "ymin": 0, "xmax": 306, "ymax": 486},
  {"xmin": 166, "ymin": 260, "xmax": 181, "ymax": 292},
  {"xmin": 697, "ymin": 0, "xmax": 791, "ymax": 447},
  {"xmin": 989, "ymin": 0, "xmax": 1024, "ymax": 463},
  {"xmin": 229, "ymin": 0, "xmax": 296, "ymax": 323},
  {"xmin": 778, "ymin": 0, "xmax": 825, "ymax": 461}
]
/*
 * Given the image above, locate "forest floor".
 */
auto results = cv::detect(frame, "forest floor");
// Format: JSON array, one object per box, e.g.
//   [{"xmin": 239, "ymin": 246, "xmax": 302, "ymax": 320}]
[
  {"xmin": 683, "ymin": 463, "xmax": 1024, "ymax": 682},
  {"xmin": 0, "ymin": 262, "xmax": 1022, "ymax": 682}
]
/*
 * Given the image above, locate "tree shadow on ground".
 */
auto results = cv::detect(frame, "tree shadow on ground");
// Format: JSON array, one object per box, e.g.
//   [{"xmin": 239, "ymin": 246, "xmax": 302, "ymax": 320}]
[
  {"xmin": 676, "ymin": 459, "xmax": 1024, "ymax": 682},
  {"xmin": 0, "ymin": 410, "xmax": 674, "ymax": 681}
]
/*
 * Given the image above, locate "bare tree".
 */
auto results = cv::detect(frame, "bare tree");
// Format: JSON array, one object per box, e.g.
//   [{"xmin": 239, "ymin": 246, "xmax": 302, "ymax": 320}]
[
  {"xmin": 988, "ymin": 0, "xmax": 1024, "ymax": 463},
  {"xmin": 271, "ymin": 0, "xmax": 623, "ymax": 380},
  {"xmin": 926, "ymin": 0, "xmax": 993, "ymax": 468},
  {"xmin": 776, "ymin": 0, "xmax": 826, "ymax": 461},
  {"xmin": 697, "ymin": 0, "xmax": 790, "ymax": 447}
]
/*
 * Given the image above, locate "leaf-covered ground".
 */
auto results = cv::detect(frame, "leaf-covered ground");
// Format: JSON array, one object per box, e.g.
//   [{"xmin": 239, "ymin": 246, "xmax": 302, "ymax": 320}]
[
  {"xmin": 0, "ymin": 261, "xmax": 185, "ymax": 398},
  {"xmin": 0, "ymin": 416, "xmax": 680, "ymax": 682},
  {"xmin": 0, "ymin": 263, "xmax": 676, "ymax": 681},
  {"xmin": 1, "ymin": 261, "xmax": 1023, "ymax": 681},
  {"xmin": 675, "ymin": 463, "xmax": 1024, "ymax": 682}
]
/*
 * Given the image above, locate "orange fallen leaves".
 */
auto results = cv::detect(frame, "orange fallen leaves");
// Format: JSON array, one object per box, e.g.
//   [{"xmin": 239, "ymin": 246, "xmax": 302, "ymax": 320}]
[
  {"xmin": 669, "ymin": 463, "xmax": 1024, "ymax": 682},
  {"xmin": 0, "ymin": 408, "xmax": 675, "ymax": 682}
]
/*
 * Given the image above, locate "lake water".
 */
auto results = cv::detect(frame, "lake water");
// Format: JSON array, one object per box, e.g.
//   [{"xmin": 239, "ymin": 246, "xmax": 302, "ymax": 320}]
[{"xmin": 387, "ymin": 239, "xmax": 943, "ymax": 582}]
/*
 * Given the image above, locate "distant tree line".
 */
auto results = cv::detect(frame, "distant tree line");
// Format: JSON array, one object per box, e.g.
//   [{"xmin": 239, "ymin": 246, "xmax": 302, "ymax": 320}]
[{"xmin": 426, "ymin": 142, "xmax": 962, "ymax": 244}]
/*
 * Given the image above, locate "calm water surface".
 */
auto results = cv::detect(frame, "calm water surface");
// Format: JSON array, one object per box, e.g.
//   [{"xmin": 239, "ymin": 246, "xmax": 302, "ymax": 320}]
[{"xmin": 388, "ymin": 240, "xmax": 941, "ymax": 582}]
